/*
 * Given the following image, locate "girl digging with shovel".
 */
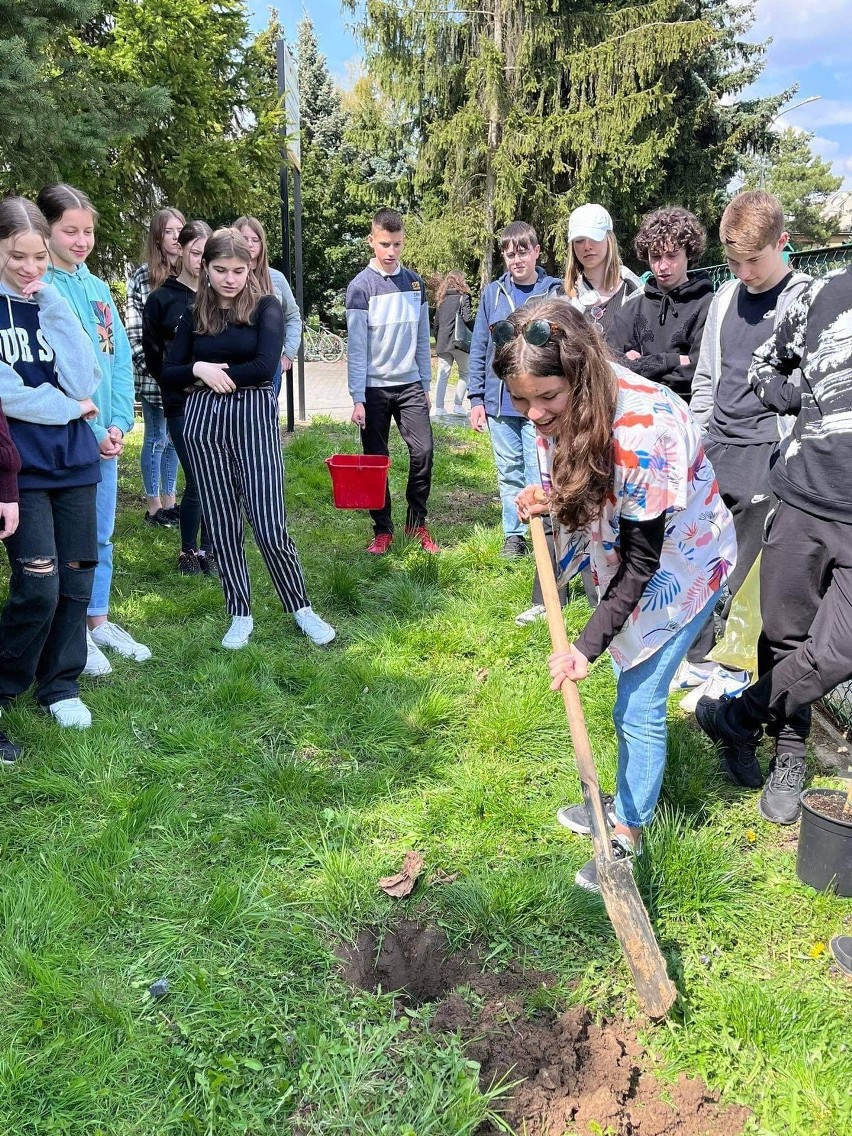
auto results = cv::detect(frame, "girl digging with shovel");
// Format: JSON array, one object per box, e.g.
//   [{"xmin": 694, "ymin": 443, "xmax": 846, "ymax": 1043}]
[{"xmin": 492, "ymin": 298, "xmax": 736, "ymax": 891}]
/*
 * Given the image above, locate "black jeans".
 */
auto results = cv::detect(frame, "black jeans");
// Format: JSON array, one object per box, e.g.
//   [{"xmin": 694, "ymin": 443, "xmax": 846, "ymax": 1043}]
[
  {"xmin": 739, "ymin": 501, "xmax": 852, "ymax": 758},
  {"xmin": 0, "ymin": 484, "xmax": 98, "ymax": 708},
  {"xmin": 169, "ymin": 413, "xmax": 212, "ymax": 554},
  {"xmin": 361, "ymin": 383, "xmax": 434, "ymax": 535}
]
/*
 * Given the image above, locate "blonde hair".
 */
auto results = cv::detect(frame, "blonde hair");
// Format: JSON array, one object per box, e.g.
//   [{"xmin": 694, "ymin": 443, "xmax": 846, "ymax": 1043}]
[
  {"xmin": 492, "ymin": 298, "xmax": 617, "ymax": 531},
  {"xmin": 143, "ymin": 208, "xmax": 186, "ymax": 289},
  {"xmin": 234, "ymin": 215, "xmax": 275, "ymax": 296},
  {"xmin": 720, "ymin": 190, "xmax": 785, "ymax": 254},
  {"xmin": 563, "ymin": 231, "xmax": 624, "ymax": 298},
  {"xmin": 193, "ymin": 228, "xmax": 260, "ymax": 336},
  {"xmin": 435, "ymin": 270, "xmax": 471, "ymax": 305}
]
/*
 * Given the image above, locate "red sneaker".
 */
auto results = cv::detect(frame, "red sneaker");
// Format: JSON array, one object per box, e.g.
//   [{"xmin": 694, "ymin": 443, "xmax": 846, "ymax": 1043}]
[
  {"xmin": 366, "ymin": 533, "xmax": 393, "ymax": 555},
  {"xmin": 405, "ymin": 525, "xmax": 440, "ymax": 554}
]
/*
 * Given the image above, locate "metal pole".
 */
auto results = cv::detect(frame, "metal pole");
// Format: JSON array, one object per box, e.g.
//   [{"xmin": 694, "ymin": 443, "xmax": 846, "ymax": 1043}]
[
  {"xmin": 294, "ymin": 168, "xmax": 306, "ymax": 422},
  {"xmin": 276, "ymin": 38, "xmax": 294, "ymax": 432}
]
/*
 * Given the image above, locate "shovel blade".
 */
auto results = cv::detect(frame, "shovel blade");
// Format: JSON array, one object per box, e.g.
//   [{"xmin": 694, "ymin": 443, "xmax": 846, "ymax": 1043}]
[{"xmin": 597, "ymin": 857, "xmax": 677, "ymax": 1019}]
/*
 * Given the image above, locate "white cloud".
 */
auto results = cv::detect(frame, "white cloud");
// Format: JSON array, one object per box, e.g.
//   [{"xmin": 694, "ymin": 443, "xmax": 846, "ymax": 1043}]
[{"xmin": 753, "ymin": 0, "xmax": 852, "ymax": 67}]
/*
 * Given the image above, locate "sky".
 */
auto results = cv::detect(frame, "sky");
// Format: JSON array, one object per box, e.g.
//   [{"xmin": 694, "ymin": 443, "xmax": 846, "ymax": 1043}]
[{"xmin": 249, "ymin": 0, "xmax": 852, "ymax": 193}]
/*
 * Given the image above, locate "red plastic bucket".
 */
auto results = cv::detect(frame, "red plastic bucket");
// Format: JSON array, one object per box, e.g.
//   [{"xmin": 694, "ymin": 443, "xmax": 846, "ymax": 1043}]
[{"xmin": 325, "ymin": 454, "xmax": 391, "ymax": 509}]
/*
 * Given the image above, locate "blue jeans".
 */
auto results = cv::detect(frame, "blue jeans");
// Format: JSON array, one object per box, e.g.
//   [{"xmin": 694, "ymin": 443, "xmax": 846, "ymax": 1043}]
[
  {"xmin": 89, "ymin": 455, "xmax": 118, "ymax": 617},
  {"xmin": 613, "ymin": 591, "xmax": 718, "ymax": 828},
  {"xmin": 487, "ymin": 414, "xmax": 540, "ymax": 537},
  {"xmin": 140, "ymin": 397, "xmax": 178, "ymax": 499}
]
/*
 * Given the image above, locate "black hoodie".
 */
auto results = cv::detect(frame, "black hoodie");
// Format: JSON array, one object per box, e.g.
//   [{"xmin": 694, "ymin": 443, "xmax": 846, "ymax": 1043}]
[
  {"xmin": 142, "ymin": 277, "xmax": 196, "ymax": 418},
  {"xmin": 605, "ymin": 273, "xmax": 714, "ymax": 402}
]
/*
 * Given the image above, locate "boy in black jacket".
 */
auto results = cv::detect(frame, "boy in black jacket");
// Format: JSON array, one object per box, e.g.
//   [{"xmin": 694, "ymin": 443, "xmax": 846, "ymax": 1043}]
[
  {"xmin": 607, "ymin": 206, "xmax": 713, "ymax": 402},
  {"xmin": 697, "ymin": 264, "xmax": 852, "ymax": 825}
]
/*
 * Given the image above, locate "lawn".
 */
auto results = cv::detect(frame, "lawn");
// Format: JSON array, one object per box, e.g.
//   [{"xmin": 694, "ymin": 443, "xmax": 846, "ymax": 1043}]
[{"xmin": 0, "ymin": 419, "xmax": 849, "ymax": 1136}]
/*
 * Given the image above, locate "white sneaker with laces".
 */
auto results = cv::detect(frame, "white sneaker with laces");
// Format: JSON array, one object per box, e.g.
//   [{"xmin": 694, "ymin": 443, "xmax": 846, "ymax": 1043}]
[
  {"xmin": 83, "ymin": 630, "xmax": 112, "ymax": 677},
  {"xmin": 680, "ymin": 667, "xmax": 751, "ymax": 714},
  {"xmin": 90, "ymin": 621, "xmax": 152, "ymax": 662},
  {"xmin": 294, "ymin": 606, "xmax": 336, "ymax": 645},
  {"xmin": 49, "ymin": 697, "xmax": 92, "ymax": 729},
  {"xmin": 669, "ymin": 659, "xmax": 716, "ymax": 693},
  {"xmin": 515, "ymin": 604, "xmax": 546, "ymax": 626},
  {"xmin": 222, "ymin": 615, "xmax": 254, "ymax": 650}
]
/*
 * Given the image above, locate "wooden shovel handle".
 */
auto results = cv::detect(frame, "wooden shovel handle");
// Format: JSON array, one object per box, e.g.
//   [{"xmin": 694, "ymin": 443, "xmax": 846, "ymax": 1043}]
[{"xmin": 528, "ymin": 516, "xmax": 611, "ymax": 857}]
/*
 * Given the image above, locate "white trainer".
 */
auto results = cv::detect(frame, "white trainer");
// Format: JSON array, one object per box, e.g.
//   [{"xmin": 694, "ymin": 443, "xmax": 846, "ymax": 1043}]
[
  {"xmin": 680, "ymin": 667, "xmax": 751, "ymax": 714},
  {"xmin": 294, "ymin": 606, "xmax": 336, "ymax": 646},
  {"xmin": 515, "ymin": 604, "xmax": 546, "ymax": 626},
  {"xmin": 669, "ymin": 659, "xmax": 716, "ymax": 693},
  {"xmin": 49, "ymin": 697, "xmax": 92, "ymax": 729},
  {"xmin": 90, "ymin": 621, "xmax": 152, "ymax": 662},
  {"xmin": 222, "ymin": 615, "xmax": 254, "ymax": 650},
  {"xmin": 83, "ymin": 630, "xmax": 112, "ymax": 677}
]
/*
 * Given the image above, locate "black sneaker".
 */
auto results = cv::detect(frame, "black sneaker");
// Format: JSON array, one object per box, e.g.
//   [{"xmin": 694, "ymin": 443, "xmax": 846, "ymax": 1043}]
[
  {"xmin": 557, "ymin": 793, "xmax": 617, "ymax": 834},
  {"xmin": 198, "ymin": 550, "xmax": 219, "ymax": 577},
  {"xmin": 163, "ymin": 504, "xmax": 181, "ymax": 523},
  {"xmin": 830, "ymin": 935, "xmax": 852, "ymax": 978},
  {"xmin": 144, "ymin": 508, "xmax": 176, "ymax": 528},
  {"xmin": 500, "ymin": 535, "xmax": 528, "ymax": 558},
  {"xmin": 758, "ymin": 753, "xmax": 806, "ymax": 825},
  {"xmin": 178, "ymin": 549, "xmax": 202, "ymax": 576},
  {"xmin": 575, "ymin": 834, "xmax": 638, "ymax": 892},
  {"xmin": 695, "ymin": 695, "xmax": 764, "ymax": 788},
  {"xmin": 0, "ymin": 729, "xmax": 22, "ymax": 766}
]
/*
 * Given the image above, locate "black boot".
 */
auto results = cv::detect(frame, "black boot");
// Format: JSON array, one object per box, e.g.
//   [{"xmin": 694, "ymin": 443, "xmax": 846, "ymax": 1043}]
[
  {"xmin": 758, "ymin": 752, "xmax": 806, "ymax": 825},
  {"xmin": 695, "ymin": 696, "xmax": 763, "ymax": 788}
]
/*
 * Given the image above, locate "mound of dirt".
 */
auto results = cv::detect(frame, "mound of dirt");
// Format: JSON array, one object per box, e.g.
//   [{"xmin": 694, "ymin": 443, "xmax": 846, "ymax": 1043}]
[{"xmin": 338, "ymin": 921, "xmax": 751, "ymax": 1136}]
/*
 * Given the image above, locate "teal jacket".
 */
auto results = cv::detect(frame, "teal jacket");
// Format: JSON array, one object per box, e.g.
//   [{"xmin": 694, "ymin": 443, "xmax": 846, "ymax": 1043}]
[{"xmin": 48, "ymin": 263, "xmax": 135, "ymax": 443}]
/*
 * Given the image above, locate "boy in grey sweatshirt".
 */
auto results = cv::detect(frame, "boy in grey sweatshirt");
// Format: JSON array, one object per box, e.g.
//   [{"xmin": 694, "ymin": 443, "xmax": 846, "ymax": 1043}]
[{"xmin": 346, "ymin": 208, "xmax": 436, "ymax": 554}]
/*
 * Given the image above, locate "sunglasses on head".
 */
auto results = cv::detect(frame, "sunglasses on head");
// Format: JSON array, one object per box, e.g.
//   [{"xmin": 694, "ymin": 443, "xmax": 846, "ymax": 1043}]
[{"xmin": 490, "ymin": 318, "xmax": 561, "ymax": 349}]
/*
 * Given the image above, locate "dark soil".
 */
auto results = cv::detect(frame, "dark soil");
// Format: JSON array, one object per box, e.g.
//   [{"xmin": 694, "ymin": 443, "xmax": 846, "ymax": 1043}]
[
  {"xmin": 805, "ymin": 789, "xmax": 852, "ymax": 825},
  {"xmin": 337, "ymin": 920, "xmax": 752, "ymax": 1135}
]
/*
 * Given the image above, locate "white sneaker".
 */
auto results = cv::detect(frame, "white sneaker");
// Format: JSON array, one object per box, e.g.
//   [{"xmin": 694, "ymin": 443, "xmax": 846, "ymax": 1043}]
[
  {"xmin": 83, "ymin": 630, "xmax": 112, "ymax": 677},
  {"xmin": 680, "ymin": 667, "xmax": 751, "ymax": 714},
  {"xmin": 49, "ymin": 697, "xmax": 92, "ymax": 729},
  {"xmin": 294, "ymin": 606, "xmax": 336, "ymax": 645},
  {"xmin": 669, "ymin": 659, "xmax": 716, "ymax": 693},
  {"xmin": 451, "ymin": 403, "xmax": 466, "ymax": 415},
  {"xmin": 90, "ymin": 621, "xmax": 152, "ymax": 662},
  {"xmin": 222, "ymin": 615, "xmax": 254, "ymax": 650},
  {"xmin": 515, "ymin": 604, "xmax": 546, "ymax": 626}
]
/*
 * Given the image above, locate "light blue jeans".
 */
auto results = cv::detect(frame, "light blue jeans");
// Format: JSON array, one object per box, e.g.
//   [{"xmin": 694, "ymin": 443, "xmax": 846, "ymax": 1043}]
[
  {"xmin": 613, "ymin": 591, "xmax": 718, "ymax": 828},
  {"xmin": 89, "ymin": 455, "xmax": 117, "ymax": 618},
  {"xmin": 140, "ymin": 397, "xmax": 178, "ymax": 499},
  {"xmin": 487, "ymin": 413, "xmax": 540, "ymax": 537}
]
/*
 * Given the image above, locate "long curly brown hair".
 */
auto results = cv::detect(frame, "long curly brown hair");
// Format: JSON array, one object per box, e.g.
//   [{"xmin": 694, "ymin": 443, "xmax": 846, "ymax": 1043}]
[
  {"xmin": 435, "ymin": 270, "xmax": 470, "ymax": 305},
  {"xmin": 492, "ymin": 298, "xmax": 617, "ymax": 531}
]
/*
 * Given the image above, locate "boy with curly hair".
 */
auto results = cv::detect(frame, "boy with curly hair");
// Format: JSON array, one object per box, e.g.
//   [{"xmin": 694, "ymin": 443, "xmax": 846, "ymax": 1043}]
[{"xmin": 607, "ymin": 206, "xmax": 714, "ymax": 402}]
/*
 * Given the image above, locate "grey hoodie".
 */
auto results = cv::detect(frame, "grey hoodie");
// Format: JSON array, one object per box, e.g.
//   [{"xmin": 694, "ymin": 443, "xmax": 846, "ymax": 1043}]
[{"xmin": 690, "ymin": 272, "xmax": 811, "ymax": 434}]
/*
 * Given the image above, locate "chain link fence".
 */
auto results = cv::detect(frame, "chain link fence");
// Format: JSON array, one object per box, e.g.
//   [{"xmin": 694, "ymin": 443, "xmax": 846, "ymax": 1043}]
[{"xmin": 701, "ymin": 243, "xmax": 852, "ymax": 734}]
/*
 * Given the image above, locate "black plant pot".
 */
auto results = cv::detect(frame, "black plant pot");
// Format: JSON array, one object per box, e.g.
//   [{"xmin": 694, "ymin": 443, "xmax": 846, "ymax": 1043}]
[{"xmin": 796, "ymin": 789, "xmax": 852, "ymax": 897}]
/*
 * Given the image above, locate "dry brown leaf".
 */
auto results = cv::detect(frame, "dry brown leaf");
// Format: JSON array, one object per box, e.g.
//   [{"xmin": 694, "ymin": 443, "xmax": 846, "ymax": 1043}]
[
  {"xmin": 476, "ymin": 667, "xmax": 489, "ymax": 683},
  {"xmin": 431, "ymin": 867, "xmax": 459, "ymax": 885},
  {"xmin": 377, "ymin": 851, "xmax": 424, "ymax": 898}
]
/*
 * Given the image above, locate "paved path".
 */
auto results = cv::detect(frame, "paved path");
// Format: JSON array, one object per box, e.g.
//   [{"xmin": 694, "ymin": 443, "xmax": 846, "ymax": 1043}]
[{"xmin": 278, "ymin": 360, "xmax": 351, "ymax": 423}]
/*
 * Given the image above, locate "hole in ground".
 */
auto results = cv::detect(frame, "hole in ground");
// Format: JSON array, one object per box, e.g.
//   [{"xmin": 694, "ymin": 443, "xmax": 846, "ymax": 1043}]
[{"xmin": 336, "ymin": 918, "xmax": 474, "ymax": 1005}]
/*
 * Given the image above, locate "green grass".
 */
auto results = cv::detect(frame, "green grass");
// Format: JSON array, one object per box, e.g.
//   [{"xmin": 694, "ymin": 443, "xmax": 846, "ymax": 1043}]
[{"xmin": 0, "ymin": 418, "xmax": 850, "ymax": 1135}]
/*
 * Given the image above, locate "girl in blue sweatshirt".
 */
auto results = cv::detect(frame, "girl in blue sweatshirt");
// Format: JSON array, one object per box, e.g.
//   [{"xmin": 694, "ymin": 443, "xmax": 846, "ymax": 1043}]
[
  {"xmin": 37, "ymin": 184, "xmax": 150, "ymax": 677},
  {"xmin": 0, "ymin": 197, "xmax": 102, "ymax": 737}
]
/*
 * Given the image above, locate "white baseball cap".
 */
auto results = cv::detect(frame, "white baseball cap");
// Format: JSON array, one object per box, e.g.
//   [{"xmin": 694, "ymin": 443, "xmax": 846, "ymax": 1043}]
[{"xmin": 568, "ymin": 204, "xmax": 613, "ymax": 244}]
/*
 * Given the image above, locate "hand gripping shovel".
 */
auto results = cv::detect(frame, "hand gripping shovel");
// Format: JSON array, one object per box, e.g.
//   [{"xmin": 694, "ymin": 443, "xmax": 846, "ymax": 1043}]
[{"xmin": 529, "ymin": 516, "xmax": 677, "ymax": 1019}]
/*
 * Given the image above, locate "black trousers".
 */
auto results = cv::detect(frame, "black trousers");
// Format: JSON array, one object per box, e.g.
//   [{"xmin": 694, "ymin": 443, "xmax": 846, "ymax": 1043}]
[
  {"xmin": 168, "ymin": 412, "xmax": 212, "ymax": 555},
  {"xmin": 184, "ymin": 388, "xmax": 309, "ymax": 617},
  {"xmin": 0, "ymin": 484, "xmax": 97, "ymax": 708},
  {"xmin": 688, "ymin": 439, "xmax": 775, "ymax": 663},
  {"xmin": 739, "ymin": 501, "xmax": 852, "ymax": 758},
  {"xmin": 361, "ymin": 382, "xmax": 434, "ymax": 535}
]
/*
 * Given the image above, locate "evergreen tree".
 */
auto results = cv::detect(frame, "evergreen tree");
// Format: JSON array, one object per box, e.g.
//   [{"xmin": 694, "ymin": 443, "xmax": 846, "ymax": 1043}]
[
  {"xmin": 742, "ymin": 128, "xmax": 843, "ymax": 248},
  {"xmin": 0, "ymin": 0, "xmax": 164, "ymax": 198}
]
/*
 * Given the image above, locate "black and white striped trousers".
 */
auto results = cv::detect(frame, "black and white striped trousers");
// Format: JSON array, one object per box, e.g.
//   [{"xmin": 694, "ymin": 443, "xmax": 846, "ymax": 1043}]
[{"xmin": 183, "ymin": 387, "xmax": 309, "ymax": 617}]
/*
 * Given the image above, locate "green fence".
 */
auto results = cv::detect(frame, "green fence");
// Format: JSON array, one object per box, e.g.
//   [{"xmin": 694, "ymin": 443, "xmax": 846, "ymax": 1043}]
[{"xmin": 702, "ymin": 243, "xmax": 852, "ymax": 291}]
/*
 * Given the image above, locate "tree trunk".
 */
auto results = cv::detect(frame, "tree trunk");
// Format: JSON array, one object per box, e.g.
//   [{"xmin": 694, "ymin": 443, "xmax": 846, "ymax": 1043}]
[{"xmin": 480, "ymin": 0, "xmax": 503, "ymax": 289}]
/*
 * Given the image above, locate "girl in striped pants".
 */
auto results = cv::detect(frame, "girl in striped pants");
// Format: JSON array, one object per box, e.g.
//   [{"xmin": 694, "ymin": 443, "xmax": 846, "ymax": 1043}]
[{"xmin": 161, "ymin": 229, "xmax": 334, "ymax": 650}]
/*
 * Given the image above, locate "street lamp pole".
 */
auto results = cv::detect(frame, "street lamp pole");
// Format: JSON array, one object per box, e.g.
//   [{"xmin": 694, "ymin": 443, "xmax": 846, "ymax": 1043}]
[{"xmin": 760, "ymin": 95, "xmax": 823, "ymax": 188}]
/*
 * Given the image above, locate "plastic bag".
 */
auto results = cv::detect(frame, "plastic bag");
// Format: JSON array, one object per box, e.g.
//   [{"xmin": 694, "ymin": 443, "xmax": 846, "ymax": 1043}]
[{"xmin": 708, "ymin": 555, "xmax": 762, "ymax": 674}]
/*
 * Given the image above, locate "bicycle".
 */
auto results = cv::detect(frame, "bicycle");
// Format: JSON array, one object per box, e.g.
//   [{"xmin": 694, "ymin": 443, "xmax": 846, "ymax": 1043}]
[{"xmin": 303, "ymin": 325, "xmax": 346, "ymax": 363}]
